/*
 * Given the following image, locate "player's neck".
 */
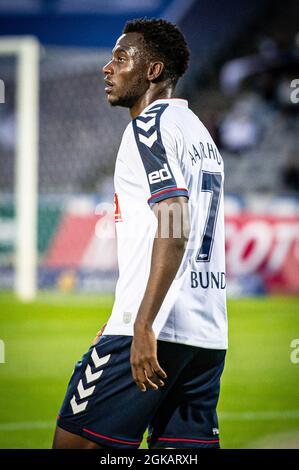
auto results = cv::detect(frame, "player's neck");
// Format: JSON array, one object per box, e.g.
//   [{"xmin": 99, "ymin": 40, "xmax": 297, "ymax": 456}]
[{"xmin": 129, "ymin": 85, "xmax": 174, "ymax": 120}]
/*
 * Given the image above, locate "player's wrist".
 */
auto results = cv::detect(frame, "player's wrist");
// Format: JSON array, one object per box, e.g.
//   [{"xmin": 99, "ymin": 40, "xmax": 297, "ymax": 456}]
[{"xmin": 133, "ymin": 318, "xmax": 153, "ymax": 333}]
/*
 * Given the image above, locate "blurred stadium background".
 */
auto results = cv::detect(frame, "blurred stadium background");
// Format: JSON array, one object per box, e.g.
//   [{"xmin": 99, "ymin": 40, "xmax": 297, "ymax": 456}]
[{"xmin": 0, "ymin": 0, "xmax": 298, "ymax": 449}]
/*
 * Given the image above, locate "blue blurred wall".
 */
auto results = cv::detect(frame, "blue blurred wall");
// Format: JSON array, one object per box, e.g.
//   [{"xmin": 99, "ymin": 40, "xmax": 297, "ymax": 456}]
[{"xmin": 0, "ymin": 0, "xmax": 178, "ymax": 47}]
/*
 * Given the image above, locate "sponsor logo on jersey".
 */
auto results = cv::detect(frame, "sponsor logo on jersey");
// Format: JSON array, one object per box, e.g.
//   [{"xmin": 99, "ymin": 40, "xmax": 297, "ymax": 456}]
[{"xmin": 148, "ymin": 163, "xmax": 172, "ymax": 185}]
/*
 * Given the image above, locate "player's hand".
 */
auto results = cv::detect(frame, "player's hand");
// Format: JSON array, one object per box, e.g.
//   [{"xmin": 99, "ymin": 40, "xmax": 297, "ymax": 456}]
[
  {"xmin": 130, "ymin": 324, "xmax": 167, "ymax": 392},
  {"xmin": 92, "ymin": 323, "xmax": 107, "ymax": 345}
]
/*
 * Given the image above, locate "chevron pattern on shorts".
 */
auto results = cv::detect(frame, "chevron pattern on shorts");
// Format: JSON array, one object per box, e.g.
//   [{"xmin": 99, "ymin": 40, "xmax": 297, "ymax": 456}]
[{"xmin": 70, "ymin": 351, "xmax": 111, "ymax": 415}]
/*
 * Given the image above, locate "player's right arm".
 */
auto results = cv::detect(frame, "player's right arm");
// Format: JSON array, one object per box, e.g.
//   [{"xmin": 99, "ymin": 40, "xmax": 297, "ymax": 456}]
[
  {"xmin": 130, "ymin": 105, "xmax": 190, "ymax": 391},
  {"xmin": 131, "ymin": 195, "xmax": 190, "ymax": 392}
]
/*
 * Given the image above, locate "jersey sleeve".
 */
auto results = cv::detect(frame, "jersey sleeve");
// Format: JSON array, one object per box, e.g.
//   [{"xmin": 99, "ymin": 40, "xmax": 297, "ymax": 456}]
[{"xmin": 132, "ymin": 103, "xmax": 189, "ymax": 207}]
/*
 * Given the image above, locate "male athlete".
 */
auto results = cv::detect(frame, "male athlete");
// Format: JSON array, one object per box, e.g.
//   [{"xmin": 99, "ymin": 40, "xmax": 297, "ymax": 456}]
[{"xmin": 53, "ymin": 18, "xmax": 228, "ymax": 449}]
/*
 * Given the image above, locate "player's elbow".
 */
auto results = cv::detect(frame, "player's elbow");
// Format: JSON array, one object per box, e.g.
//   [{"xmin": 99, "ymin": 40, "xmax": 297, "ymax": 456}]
[{"xmin": 172, "ymin": 216, "xmax": 190, "ymax": 252}]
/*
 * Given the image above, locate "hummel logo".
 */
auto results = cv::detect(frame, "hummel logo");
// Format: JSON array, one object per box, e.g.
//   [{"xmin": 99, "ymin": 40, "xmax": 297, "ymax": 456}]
[
  {"xmin": 70, "ymin": 350, "xmax": 111, "ymax": 415},
  {"xmin": 85, "ymin": 364, "xmax": 103, "ymax": 383},
  {"xmin": 148, "ymin": 163, "xmax": 172, "ymax": 185},
  {"xmin": 139, "ymin": 130, "xmax": 157, "ymax": 148},
  {"xmin": 70, "ymin": 395, "xmax": 88, "ymax": 414},
  {"xmin": 91, "ymin": 349, "xmax": 110, "ymax": 368},
  {"xmin": 134, "ymin": 103, "xmax": 168, "ymax": 149},
  {"xmin": 135, "ymin": 116, "xmax": 156, "ymax": 132},
  {"xmin": 77, "ymin": 379, "xmax": 95, "ymax": 398},
  {"xmin": 135, "ymin": 112, "xmax": 158, "ymax": 148}
]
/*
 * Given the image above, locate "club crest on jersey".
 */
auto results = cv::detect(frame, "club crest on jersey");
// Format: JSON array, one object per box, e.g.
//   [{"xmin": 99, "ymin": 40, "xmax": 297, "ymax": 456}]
[{"xmin": 148, "ymin": 163, "xmax": 172, "ymax": 185}]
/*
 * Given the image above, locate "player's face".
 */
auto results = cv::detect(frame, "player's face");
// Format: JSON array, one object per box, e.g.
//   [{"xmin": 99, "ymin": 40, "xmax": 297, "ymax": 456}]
[{"xmin": 102, "ymin": 33, "xmax": 149, "ymax": 108}]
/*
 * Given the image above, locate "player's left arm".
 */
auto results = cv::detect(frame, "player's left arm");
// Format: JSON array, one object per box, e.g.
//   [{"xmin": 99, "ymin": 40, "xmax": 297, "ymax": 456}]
[{"xmin": 130, "ymin": 195, "xmax": 190, "ymax": 392}]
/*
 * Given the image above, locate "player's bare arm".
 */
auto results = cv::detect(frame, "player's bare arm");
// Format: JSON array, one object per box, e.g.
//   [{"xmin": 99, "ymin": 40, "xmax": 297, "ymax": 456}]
[{"xmin": 131, "ymin": 196, "xmax": 190, "ymax": 392}]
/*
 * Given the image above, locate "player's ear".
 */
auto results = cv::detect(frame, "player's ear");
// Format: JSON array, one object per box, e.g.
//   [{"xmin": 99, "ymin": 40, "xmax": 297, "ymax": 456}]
[{"xmin": 147, "ymin": 61, "xmax": 164, "ymax": 82}]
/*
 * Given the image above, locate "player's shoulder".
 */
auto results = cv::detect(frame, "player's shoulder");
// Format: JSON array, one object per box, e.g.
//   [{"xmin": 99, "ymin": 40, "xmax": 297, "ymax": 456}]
[
  {"xmin": 157, "ymin": 99, "xmax": 200, "ymax": 133},
  {"xmin": 133, "ymin": 101, "xmax": 179, "ymax": 139},
  {"xmin": 126, "ymin": 100, "xmax": 197, "ymax": 147},
  {"xmin": 120, "ymin": 120, "xmax": 135, "ymax": 147}
]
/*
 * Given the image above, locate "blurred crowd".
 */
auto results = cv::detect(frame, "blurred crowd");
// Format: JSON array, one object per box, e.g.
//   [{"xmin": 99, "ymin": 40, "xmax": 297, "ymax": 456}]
[{"xmin": 195, "ymin": 31, "xmax": 299, "ymax": 195}]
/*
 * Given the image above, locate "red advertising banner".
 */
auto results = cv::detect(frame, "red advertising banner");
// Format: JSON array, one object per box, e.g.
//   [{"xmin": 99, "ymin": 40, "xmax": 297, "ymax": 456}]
[
  {"xmin": 225, "ymin": 213, "xmax": 299, "ymax": 294},
  {"xmin": 42, "ymin": 205, "xmax": 299, "ymax": 294}
]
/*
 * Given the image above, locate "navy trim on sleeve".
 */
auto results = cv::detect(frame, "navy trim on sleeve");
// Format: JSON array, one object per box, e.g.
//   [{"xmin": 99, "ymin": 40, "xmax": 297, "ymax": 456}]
[{"xmin": 133, "ymin": 103, "xmax": 180, "ymax": 199}]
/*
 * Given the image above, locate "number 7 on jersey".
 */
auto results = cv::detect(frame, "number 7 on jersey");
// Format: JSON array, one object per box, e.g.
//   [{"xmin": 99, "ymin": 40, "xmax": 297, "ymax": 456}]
[{"xmin": 196, "ymin": 171, "xmax": 223, "ymax": 263}]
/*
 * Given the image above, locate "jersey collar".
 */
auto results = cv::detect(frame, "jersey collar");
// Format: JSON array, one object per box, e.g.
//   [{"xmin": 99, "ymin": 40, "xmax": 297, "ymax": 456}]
[{"xmin": 141, "ymin": 98, "xmax": 188, "ymax": 113}]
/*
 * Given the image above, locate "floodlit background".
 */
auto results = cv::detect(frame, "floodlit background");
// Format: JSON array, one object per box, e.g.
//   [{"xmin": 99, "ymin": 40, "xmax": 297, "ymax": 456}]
[{"xmin": 0, "ymin": 0, "xmax": 298, "ymax": 449}]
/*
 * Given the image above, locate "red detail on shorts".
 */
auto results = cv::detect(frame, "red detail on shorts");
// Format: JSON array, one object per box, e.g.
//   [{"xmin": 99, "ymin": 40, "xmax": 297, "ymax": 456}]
[
  {"xmin": 148, "ymin": 187, "xmax": 188, "ymax": 203},
  {"xmin": 147, "ymin": 436, "xmax": 219, "ymax": 444},
  {"xmin": 82, "ymin": 428, "xmax": 140, "ymax": 446}
]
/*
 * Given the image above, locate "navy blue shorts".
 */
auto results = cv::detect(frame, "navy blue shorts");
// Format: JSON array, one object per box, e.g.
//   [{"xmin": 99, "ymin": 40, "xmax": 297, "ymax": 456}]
[{"xmin": 57, "ymin": 335, "xmax": 226, "ymax": 449}]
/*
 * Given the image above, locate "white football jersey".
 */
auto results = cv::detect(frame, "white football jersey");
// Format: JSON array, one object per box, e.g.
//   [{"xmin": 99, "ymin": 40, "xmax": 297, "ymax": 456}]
[{"xmin": 104, "ymin": 98, "xmax": 228, "ymax": 350}]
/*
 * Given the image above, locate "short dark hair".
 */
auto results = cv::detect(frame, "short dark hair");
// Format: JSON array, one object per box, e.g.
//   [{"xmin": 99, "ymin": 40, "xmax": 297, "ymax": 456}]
[{"xmin": 123, "ymin": 18, "xmax": 190, "ymax": 85}]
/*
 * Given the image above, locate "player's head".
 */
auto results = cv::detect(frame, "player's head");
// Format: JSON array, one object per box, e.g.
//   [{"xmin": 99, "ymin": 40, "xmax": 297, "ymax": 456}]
[{"xmin": 102, "ymin": 18, "xmax": 190, "ymax": 108}]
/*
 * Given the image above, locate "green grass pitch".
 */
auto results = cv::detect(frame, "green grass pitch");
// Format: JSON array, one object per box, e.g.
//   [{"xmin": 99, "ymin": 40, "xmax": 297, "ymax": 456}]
[{"xmin": 0, "ymin": 292, "xmax": 298, "ymax": 449}]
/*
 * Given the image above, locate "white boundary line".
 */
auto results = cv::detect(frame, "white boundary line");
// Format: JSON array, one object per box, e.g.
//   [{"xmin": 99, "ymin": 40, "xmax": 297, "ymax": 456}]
[
  {"xmin": 0, "ymin": 421, "xmax": 54, "ymax": 431},
  {"xmin": 1, "ymin": 411, "xmax": 299, "ymax": 431}
]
